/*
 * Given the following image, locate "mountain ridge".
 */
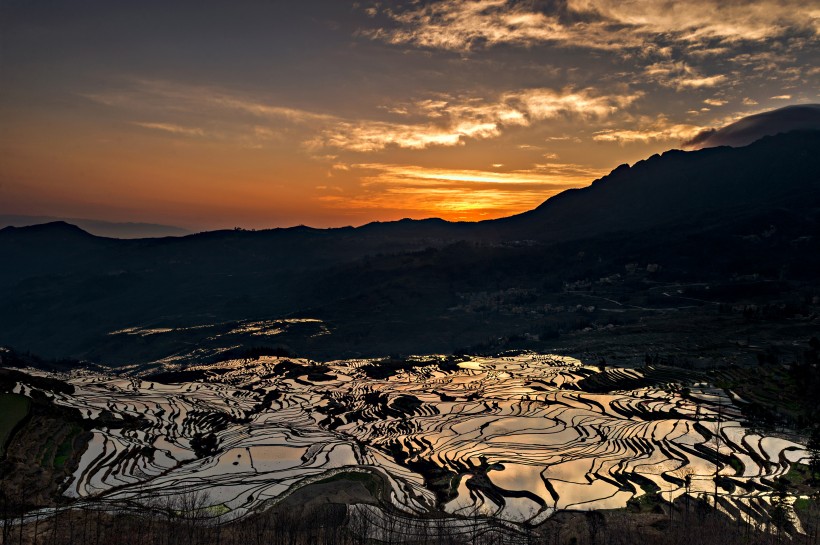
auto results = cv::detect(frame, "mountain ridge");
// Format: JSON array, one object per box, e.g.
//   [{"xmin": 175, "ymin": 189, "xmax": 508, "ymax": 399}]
[
  {"xmin": 7, "ymin": 130, "xmax": 819, "ymax": 246},
  {"xmin": 0, "ymin": 215, "xmax": 192, "ymax": 239},
  {"xmin": 497, "ymin": 130, "xmax": 820, "ymax": 241},
  {"xmin": 1, "ymin": 129, "xmax": 818, "ymax": 364}
]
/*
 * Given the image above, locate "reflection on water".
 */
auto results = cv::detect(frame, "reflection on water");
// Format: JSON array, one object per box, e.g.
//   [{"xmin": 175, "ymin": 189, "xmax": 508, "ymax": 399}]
[{"xmin": 20, "ymin": 352, "xmax": 810, "ymax": 525}]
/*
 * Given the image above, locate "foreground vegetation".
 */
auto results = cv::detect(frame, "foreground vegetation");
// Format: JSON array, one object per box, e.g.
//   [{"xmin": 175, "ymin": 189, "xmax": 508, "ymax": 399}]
[
  {"xmin": 0, "ymin": 395, "xmax": 29, "ymax": 457},
  {"xmin": 1, "ymin": 491, "xmax": 820, "ymax": 545}
]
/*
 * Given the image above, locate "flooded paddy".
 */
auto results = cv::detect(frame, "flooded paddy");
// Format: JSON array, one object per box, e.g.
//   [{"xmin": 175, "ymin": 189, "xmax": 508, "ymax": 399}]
[{"xmin": 10, "ymin": 353, "xmax": 809, "ymax": 525}]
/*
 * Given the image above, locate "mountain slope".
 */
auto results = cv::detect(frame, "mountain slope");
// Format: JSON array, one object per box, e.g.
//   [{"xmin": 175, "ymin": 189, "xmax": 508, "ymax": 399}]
[
  {"xmin": 493, "ymin": 130, "xmax": 820, "ymax": 241},
  {"xmin": 0, "ymin": 215, "xmax": 192, "ymax": 238},
  {"xmin": 1, "ymin": 130, "xmax": 818, "ymax": 363}
]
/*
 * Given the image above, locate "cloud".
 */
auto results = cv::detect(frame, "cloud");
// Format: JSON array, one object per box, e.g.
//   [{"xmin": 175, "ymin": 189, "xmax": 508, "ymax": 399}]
[
  {"xmin": 569, "ymin": 0, "xmax": 819, "ymax": 41},
  {"xmin": 317, "ymin": 162, "xmax": 602, "ymax": 219},
  {"xmin": 771, "ymin": 94, "xmax": 793, "ymax": 99},
  {"xmin": 205, "ymin": 96, "xmax": 335, "ymax": 124},
  {"xmin": 729, "ymin": 50, "xmax": 797, "ymax": 70},
  {"xmin": 643, "ymin": 61, "xmax": 728, "ymax": 90},
  {"xmin": 703, "ymin": 98, "xmax": 728, "ymax": 106},
  {"xmin": 678, "ymin": 75, "xmax": 727, "ymax": 88},
  {"xmin": 364, "ymin": 0, "xmax": 819, "ymax": 53},
  {"xmin": 309, "ymin": 120, "xmax": 499, "ymax": 152},
  {"xmin": 507, "ymin": 88, "xmax": 639, "ymax": 119},
  {"xmin": 310, "ymin": 87, "xmax": 640, "ymax": 152},
  {"xmin": 353, "ymin": 163, "xmax": 600, "ymax": 186},
  {"xmin": 364, "ymin": 0, "xmax": 582, "ymax": 51},
  {"xmin": 85, "ymin": 80, "xmax": 336, "ymax": 149},
  {"xmin": 86, "ymin": 79, "xmax": 336, "ymax": 124},
  {"xmin": 682, "ymin": 104, "xmax": 820, "ymax": 149},
  {"xmin": 681, "ymin": 128, "xmax": 717, "ymax": 147},
  {"xmin": 89, "ymin": 79, "xmax": 639, "ymax": 153},
  {"xmin": 593, "ymin": 117, "xmax": 705, "ymax": 144},
  {"xmin": 132, "ymin": 122, "xmax": 205, "ymax": 137}
]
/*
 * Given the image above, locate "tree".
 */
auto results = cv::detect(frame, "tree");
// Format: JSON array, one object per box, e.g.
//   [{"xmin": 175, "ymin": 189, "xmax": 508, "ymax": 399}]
[
  {"xmin": 711, "ymin": 401, "xmax": 725, "ymax": 508},
  {"xmin": 809, "ymin": 426, "xmax": 820, "ymax": 481},
  {"xmin": 770, "ymin": 477, "xmax": 793, "ymax": 541}
]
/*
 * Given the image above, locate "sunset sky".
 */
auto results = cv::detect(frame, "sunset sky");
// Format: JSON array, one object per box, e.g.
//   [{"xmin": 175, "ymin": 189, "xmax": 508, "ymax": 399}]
[{"xmin": 1, "ymin": 0, "xmax": 818, "ymax": 230}]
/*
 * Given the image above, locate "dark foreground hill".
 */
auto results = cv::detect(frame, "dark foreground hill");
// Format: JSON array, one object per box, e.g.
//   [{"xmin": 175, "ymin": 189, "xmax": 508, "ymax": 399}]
[{"xmin": 1, "ymin": 130, "xmax": 819, "ymax": 365}]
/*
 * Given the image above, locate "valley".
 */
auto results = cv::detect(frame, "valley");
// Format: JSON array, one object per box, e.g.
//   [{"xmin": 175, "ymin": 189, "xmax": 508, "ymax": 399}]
[{"xmin": 2, "ymin": 353, "xmax": 813, "ymax": 539}]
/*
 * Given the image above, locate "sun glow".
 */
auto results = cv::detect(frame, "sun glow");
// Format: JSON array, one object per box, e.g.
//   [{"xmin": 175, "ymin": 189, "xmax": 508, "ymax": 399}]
[{"xmin": 317, "ymin": 163, "xmax": 604, "ymax": 221}]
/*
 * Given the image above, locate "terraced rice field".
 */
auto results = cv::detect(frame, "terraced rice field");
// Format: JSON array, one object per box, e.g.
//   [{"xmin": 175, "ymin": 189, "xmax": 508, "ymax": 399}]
[{"xmin": 9, "ymin": 354, "xmax": 810, "ymax": 527}]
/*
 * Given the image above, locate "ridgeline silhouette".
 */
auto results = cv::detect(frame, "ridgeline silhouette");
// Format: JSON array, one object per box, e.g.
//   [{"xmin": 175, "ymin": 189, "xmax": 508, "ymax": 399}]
[{"xmin": 1, "ymin": 130, "xmax": 818, "ymax": 364}]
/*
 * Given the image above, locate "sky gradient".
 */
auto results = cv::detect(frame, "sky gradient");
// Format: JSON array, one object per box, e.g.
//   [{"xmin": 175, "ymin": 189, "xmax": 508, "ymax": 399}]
[{"xmin": 1, "ymin": 0, "xmax": 818, "ymax": 230}]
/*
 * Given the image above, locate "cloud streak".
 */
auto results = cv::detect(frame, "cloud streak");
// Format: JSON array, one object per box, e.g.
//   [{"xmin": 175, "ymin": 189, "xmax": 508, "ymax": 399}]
[
  {"xmin": 569, "ymin": 0, "xmax": 819, "ymax": 42},
  {"xmin": 366, "ymin": 0, "xmax": 819, "ymax": 52},
  {"xmin": 89, "ymin": 80, "xmax": 640, "ymax": 153},
  {"xmin": 643, "ymin": 61, "xmax": 728, "ymax": 90},
  {"xmin": 85, "ymin": 80, "xmax": 335, "ymax": 125},
  {"xmin": 317, "ymin": 162, "xmax": 603, "ymax": 220},
  {"xmin": 353, "ymin": 163, "xmax": 600, "ymax": 186},
  {"xmin": 592, "ymin": 115, "xmax": 706, "ymax": 144},
  {"xmin": 366, "ymin": 0, "xmax": 582, "ymax": 50},
  {"xmin": 132, "ymin": 122, "xmax": 206, "ymax": 137},
  {"xmin": 310, "ymin": 88, "xmax": 641, "ymax": 152}
]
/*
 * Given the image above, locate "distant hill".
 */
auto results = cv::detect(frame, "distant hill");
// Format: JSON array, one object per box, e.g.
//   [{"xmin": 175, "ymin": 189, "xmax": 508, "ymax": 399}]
[
  {"xmin": 0, "ymin": 215, "xmax": 191, "ymax": 239},
  {"xmin": 1, "ymin": 130, "xmax": 818, "ymax": 364}
]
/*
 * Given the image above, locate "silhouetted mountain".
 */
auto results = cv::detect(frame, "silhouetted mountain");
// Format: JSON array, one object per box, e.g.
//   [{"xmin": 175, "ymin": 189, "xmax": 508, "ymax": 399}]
[
  {"xmin": 495, "ymin": 130, "xmax": 820, "ymax": 241},
  {"xmin": 0, "ymin": 215, "xmax": 192, "ymax": 238},
  {"xmin": 684, "ymin": 104, "xmax": 820, "ymax": 149},
  {"xmin": 1, "ymin": 130, "xmax": 818, "ymax": 364},
  {"xmin": 0, "ymin": 220, "xmax": 93, "ymax": 240}
]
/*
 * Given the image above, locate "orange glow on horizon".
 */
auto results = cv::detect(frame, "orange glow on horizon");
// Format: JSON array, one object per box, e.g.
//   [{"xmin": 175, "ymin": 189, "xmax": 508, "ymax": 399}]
[{"xmin": 2, "ymin": 0, "xmax": 815, "ymax": 231}]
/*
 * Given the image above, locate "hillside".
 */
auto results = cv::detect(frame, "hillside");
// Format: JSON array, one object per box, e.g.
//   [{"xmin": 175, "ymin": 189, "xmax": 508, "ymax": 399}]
[{"xmin": 1, "ymin": 130, "xmax": 818, "ymax": 365}]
